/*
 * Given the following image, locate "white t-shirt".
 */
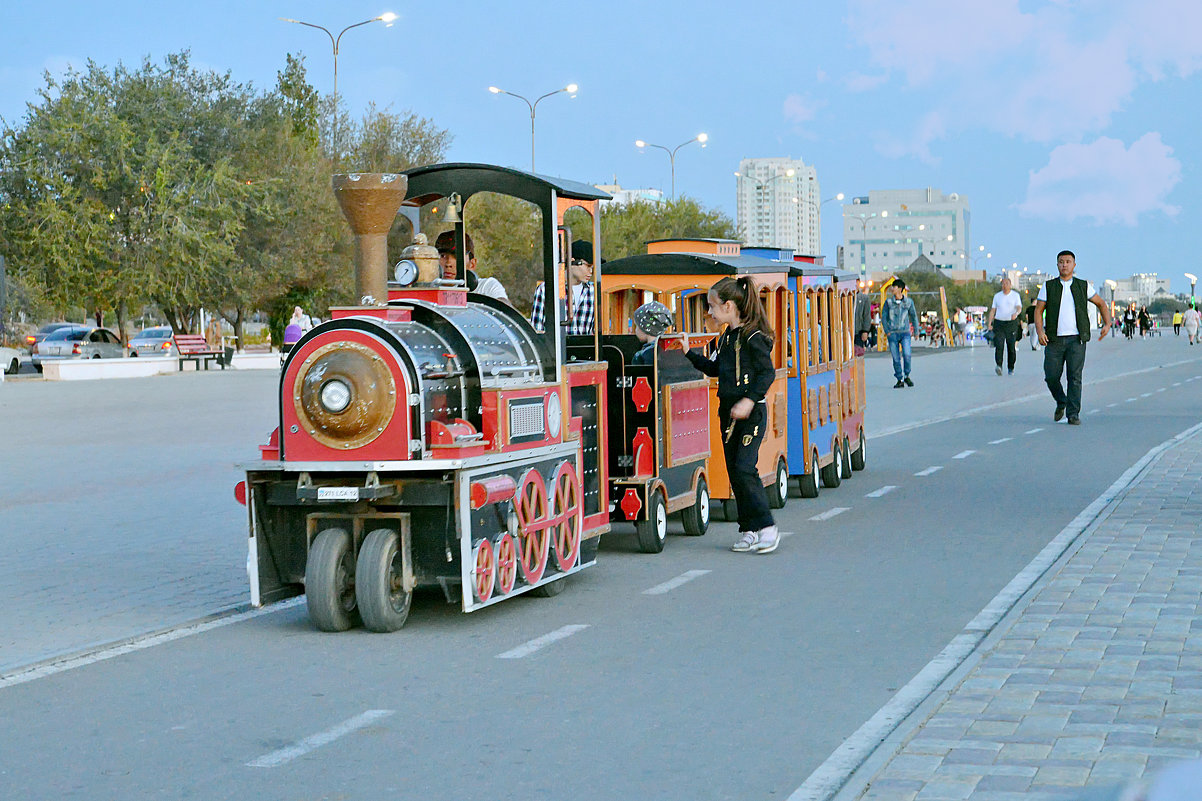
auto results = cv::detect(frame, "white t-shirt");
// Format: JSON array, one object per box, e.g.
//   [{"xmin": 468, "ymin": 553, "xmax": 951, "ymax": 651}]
[
  {"xmin": 991, "ymin": 290, "xmax": 1023, "ymax": 321},
  {"xmin": 475, "ymin": 276, "xmax": 509, "ymax": 302},
  {"xmin": 1037, "ymin": 279, "xmax": 1095, "ymax": 337}
]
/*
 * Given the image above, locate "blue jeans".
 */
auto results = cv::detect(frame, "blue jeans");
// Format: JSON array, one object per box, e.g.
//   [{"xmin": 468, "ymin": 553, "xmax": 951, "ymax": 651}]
[{"xmin": 887, "ymin": 332, "xmax": 912, "ymax": 380}]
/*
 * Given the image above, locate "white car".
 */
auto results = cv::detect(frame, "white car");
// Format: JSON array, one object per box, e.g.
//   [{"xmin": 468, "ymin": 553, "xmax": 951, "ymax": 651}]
[{"xmin": 1, "ymin": 344, "xmax": 20, "ymax": 375}]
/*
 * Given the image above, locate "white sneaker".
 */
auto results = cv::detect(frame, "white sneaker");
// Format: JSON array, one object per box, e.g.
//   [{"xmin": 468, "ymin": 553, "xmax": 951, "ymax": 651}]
[
  {"xmin": 731, "ymin": 531, "xmax": 759, "ymax": 552},
  {"xmin": 754, "ymin": 526, "xmax": 780, "ymax": 554}
]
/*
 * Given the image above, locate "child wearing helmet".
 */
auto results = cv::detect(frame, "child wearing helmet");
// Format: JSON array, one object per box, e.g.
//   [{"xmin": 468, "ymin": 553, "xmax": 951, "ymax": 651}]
[{"xmin": 632, "ymin": 301, "xmax": 674, "ymax": 365}]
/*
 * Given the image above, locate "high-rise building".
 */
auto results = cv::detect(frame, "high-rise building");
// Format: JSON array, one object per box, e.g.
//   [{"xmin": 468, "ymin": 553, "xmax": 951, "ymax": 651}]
[
  {"xmin": 735, "ymin": 157, "xmax": 820, "ymax": 255},
  {"xmin": 843, "ymin": 188, "xmax": 971, "ymax": 279}
]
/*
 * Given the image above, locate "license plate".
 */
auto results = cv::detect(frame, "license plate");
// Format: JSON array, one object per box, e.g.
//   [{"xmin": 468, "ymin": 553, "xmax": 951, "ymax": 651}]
[{"xmin": 317, "ymin": 487, "xmax": 359, "ymax": 501}]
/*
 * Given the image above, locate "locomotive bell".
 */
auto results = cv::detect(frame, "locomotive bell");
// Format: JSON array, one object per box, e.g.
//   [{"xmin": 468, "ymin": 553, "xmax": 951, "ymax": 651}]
[
  {"xmin": 332, "ymin": 173, "xmax": 408, "ymax": 306},
  {"xmin": 397, "ymin": 233, "xmax": 440, "ymax": 286}
]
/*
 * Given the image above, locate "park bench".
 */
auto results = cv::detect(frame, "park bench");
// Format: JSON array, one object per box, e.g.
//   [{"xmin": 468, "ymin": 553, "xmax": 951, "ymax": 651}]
[{"xmin": 173, "ymin": 333, "xmax": 226, "ymax": 371}]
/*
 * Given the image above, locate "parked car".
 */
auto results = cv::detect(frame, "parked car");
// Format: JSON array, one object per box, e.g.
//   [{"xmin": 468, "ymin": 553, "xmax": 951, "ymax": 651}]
[
  {"xmin": 127, "ymin": 326, "xmax": 176, "ymax": 357},
  {"xmin": 32, "ymin": 326, "xmax": 124, "ymax": 366},
  {"xmin": 24, "ymin": 322, "xmax": 80, "ymax": 355},
  {"xmin": 1, "ymin": 344, "xmax": 20, "ymax": 375}
]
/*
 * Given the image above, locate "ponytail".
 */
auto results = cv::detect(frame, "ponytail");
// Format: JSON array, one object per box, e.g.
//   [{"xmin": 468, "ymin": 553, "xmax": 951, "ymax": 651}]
[{"xmin": 711, "ymin": 276, "xmax": 774, "ymax": 344}]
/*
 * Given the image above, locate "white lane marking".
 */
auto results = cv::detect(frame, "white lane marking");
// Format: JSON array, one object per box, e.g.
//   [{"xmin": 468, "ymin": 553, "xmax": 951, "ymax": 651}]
[
  {"xmin": 952, "ymin": 450, "xmax": 976, "ymax": 459},
  {"xmin": 1156, "ymin": 387, "xmax": 1166, "ymax": 393},
  {"xmin": 497, "ymin": 625, "xmax": 589, "ymax": 659},
  {"xmin": 988, "ymin": 437, "xmax": 1013, "ymax": 445},
  {"xmin": 643, "ymin": 570, "xmax": 711, "ymax": 596},
  {"xmin": 0, "ymin": 598, "xmax": 306, "ymax": 691},
  {"xmin": 914, "ymin": 466, "xmax": 943, "ymax": 476},
  {"xmin": 1087, "ymin": 409, "xmax": 1100, "ymax": 415},
  {"xmin": 1173, "ymin": 382, "xmax": 1182, "ymax": 387},
  {"xmin": 787, "ymin": 418, "xmax": 1202, "ymax": 801},
  {"xmin": 1025, "ymin": 428, "xmax": 1043, "ymax": 435},
  {"xmin": 247, "ymin": 710, "xmax": 395, "ymax": 768},
  {"xmin": 779, "ymin": 531, "xmax": 798, "ymax": 539},
  {"xmin": 1125, "ymin": 397, "xmax": 1137, "ymax": 403},
  {"xmin": 810, "ymin": 507, "xmax": 850, "ymax": 521},
  {"xmin": 1140, "ymin": 392, "xmax": 1153, "ymax": 398},
  {"xmin": 1107, "ymin": 403, "xmax": 1118, "ymax": 408},
  {"xmin": 865, "ymin": 485, "xmax": 897, "ymax": 498}
]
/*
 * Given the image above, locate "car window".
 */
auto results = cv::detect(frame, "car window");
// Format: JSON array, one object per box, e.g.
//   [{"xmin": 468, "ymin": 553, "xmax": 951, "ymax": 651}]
[
  {"xmin": 101, "ymin": 331, "xmax": 119, "ymax": 344},
  {"xmin": 70, "ymin": 330, "xmax": 89, "ymax": 342}
]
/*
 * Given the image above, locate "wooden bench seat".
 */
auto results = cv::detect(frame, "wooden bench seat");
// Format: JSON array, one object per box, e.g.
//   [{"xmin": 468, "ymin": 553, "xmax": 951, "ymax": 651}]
[{"xmin": 173, "ymin": 334, "xmax": 226, "ymax": 371}]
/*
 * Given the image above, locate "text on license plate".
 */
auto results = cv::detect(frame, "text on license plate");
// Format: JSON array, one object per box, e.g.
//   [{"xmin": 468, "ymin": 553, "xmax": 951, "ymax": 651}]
[{"xmin": 317, "ymin": 487, "xmax": 359, "ymax": 501}]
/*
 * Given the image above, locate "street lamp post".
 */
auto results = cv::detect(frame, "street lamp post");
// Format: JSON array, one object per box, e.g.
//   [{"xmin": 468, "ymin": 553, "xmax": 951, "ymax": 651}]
[
  {"xmin": 848, "ymin": 211, "xmax": 887, "ymax": 278},
  {"xmin": 734, "ymin": 168, "xmax": 795, "ymax": 245},
  {"xmin": 795, "ymin": 192, "xmax": 844, "ymax": 255},
  {"xmin": 280, "ymin": 13, "xmax": 397, "ymax": 102},
  {"xmin": 637, "ymin": 134, "xmax": 708, "ymax": 199},
  {"xmin": 489, "ymin": 84, "xmax": 579, "ymax": 173},
  {"xmin": 1185, "ymin": 272, "xmax": 1197, "ymax": 307},
  {"xmin": 1104, "ymin": 279, "xmax": 1118, "ymax": 316}
]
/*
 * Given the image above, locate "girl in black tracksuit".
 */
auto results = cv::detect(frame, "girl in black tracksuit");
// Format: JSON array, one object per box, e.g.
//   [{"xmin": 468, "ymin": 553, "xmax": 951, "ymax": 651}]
[{"xmin": 684, "ymin": 276, "xmax": 779, "ymax": 554}]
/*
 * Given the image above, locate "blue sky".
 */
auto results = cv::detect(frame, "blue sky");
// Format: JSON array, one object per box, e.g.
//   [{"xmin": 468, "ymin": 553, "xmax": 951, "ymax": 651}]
[{"xmin": 2, "ymin": 0, "xmax": 1200, "ymax": 293}]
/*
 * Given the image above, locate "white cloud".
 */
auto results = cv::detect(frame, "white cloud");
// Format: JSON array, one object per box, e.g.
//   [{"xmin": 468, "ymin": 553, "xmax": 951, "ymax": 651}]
[
  {"xmin": 875, "ymin": 111, "xmax": 945, "ymax": 165},
  {"xmin": 1016, "ymin": 133, "xmax": 1182, "ymax": 225},
  {"xmin": 844, "ymin": 0, "xmax": 1202, "ymax": 145},
  {"xmin": 782, "ymin": 93, "xmax": 825, "ymax": 130}
]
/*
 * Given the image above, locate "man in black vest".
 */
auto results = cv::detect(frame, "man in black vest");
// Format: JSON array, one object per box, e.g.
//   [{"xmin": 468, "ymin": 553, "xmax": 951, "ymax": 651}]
[{"xmin": 1034, "ymin": 250, "xmax": 1112, "ymax": 425}]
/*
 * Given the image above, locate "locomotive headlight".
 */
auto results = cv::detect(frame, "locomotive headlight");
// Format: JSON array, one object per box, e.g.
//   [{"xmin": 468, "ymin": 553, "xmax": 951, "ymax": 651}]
[
  {"xmin": 320, "ymin": 379, "xmax": 352, "ymax": 413},
  {"xmin": 545, "ymin": 391, "xmax": 562, "ymax": 437}
]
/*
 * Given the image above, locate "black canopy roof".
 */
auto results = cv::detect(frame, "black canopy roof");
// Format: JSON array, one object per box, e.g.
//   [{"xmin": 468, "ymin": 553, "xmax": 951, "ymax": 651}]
[{"xmin": 402, "ymin": 162, "xmax": 611, "ymax": 206}]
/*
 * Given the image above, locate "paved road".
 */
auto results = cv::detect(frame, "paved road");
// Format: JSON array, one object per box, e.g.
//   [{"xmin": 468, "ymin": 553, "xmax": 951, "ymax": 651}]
[{"xmin": 0, "ymin": 333, "xmax": 1198, "ymax": 799}]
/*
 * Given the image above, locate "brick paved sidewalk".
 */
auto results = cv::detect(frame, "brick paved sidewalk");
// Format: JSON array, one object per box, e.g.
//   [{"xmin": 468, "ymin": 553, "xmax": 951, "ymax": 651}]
[{"xmin": 851, "ymin": 428, "xmax": 1202, "ymax": 801}]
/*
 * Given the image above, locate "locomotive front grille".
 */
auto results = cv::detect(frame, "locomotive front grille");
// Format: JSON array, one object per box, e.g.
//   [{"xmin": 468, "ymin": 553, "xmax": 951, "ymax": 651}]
[{"xmin": 509, "ymin": 399, "xmax": 546, "ymax": 440}]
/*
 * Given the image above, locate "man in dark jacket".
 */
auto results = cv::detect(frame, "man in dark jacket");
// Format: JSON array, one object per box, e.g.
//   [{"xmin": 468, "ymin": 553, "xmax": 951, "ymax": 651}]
[{"xmin": 1034, "ymin": 250, "xmax": 1112, "ymax": 425}]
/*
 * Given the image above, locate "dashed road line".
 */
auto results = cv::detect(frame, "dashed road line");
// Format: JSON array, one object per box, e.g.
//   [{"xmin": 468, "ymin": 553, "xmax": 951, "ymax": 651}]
[
  {"xmin": 810, "ymin": 507, "xmax": 850, "ymax": 521},
  {"xmin": 952, "ymin": 450, "xmax": 976, "ymax": 460},
  {"xmin": 865, "ymin": 486, "xmax": 897, "ymax": 498},
  {"xmin": 1125, "ymin": 397, "xmax": 1137, "ymax": 403},
  {"xmin": 1140, "ymin": 392, "xmax": 1153, "ymax": 398},
  {"xmin": 988, "ymin": 437, "xmax": 1012, "ymax": 445},
  {"xmin": 497, "ymin": 625, "xmax": 589, "ymax": 659},
  {"xmin": 1173, "ymin": 382, "xmax": 1182, "ymax": 387},
  {"xmin": 1025, "ymin": 428, "xmax": 1043, "ymax": 435},
  {"xmin": 1087, "ymin": 409, "xmax": 1100, "ymax": 415},
  {"xmin": 643, "ymin": 570, "xmax": 711, "ymax": 596},
  {"xmin": 247, "ymin": 710, "xmax": 395, "ymax": 768},
  {"xmin": 1156, "ymin": 387, "xmax": 1166, "ymax": 393},
  {"xmin": 914, "ymin": 466, "xmax": 943, "ymax": 477},
  {"xmin": 1107, "ymin": 403, "xmax": 1118, "ymax": 408}
]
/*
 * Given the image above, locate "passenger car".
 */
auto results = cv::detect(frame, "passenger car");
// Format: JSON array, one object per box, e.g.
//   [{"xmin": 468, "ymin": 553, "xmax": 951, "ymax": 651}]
[
  {"xmin": 25, "ymin": 322, "xmax": 80, "ymax": 354},
  {"xmin": 127, "ymin": 326, "xmax": 176, "ymax": 357},
  {"xmin": 32, "ymin": 326, "xmax": 124, "ymax": 366}
]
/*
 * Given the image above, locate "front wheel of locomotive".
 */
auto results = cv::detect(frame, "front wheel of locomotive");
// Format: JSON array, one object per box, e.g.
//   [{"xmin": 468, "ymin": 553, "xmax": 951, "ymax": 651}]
[
  {"xmin": 636, "ymin": 490, "xmax": 668, "ymax": 554},
  {"xmin": 306, "ymin": 528, "xmax": 360, "ymax": 632},
  {"xmin": 681, "ymin": 476, "xmax": 710, "ymax": 537},
  {"xmin": 355, "ymin": 528, "xmax": 412, "ymax": 633}
]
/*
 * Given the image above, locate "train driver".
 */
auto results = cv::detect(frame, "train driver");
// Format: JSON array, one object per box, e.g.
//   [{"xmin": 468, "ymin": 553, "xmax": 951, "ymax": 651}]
[
  {"xmin": 531, "ymin": 240, "xmax": 596, "ymax": 335},
  {"xmin": 434, "ymin": 230, "xmax": 510, "ymax": 303}
]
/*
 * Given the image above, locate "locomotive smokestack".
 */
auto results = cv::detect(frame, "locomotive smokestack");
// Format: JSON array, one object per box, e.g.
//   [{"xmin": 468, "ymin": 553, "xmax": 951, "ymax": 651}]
[{"xmin": 332, "ymin": 173, "xmax": 408, "ymax": 304}]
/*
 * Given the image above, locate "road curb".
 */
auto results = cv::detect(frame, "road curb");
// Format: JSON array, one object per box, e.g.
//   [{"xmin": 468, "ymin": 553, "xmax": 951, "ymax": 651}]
[{"xmin": 788, "ymin": 418, "xmax": 1202, "ymax": 801}]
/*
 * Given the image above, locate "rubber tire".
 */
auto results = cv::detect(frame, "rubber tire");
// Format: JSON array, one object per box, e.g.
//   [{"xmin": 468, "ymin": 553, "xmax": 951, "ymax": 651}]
[
  {"xmin": 531, "ymin": 577, "xmax": 568, "ymax": 597},
  {"xmin": 840, "ymin": 437, "xmax": 853, "ymax": 479},
  {"xmin": 767, "ymin": 458, "xmax": 788, "ymax": 509},
  {"xmin": 722, "ymin": 498, "xmax": 738, "ymax": 522},
  {"xmin": 355, "ymin": 528, "xmax": 412, "ymax": 633},
  {"xmin": 5, "ymin": 358, "xmax": 17, "ymax": 375},
  {"xmin": 636, "ymin": 491, "xmax": 667, "ymax": 554},
  {"xmin": 851, "ymin": 429, "xmax": 866, "ymax": 471},
  {"xmin": 306, "ymin": 527, "xmax": 360, "ymax": 632},
  {"xmin": 820, "ymin": 445, "xmax": 843, "ymax": 488},
  {"xmin": 797, "ymin": 450, "xmax": 820, "ymax": 499},
  {"xmin": 681, "ymin": 476, "xmax": 710, "ymax": 536}
]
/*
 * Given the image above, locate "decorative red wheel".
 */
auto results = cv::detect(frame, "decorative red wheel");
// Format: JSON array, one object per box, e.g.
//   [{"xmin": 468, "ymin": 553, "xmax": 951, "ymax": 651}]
[
  {"xmin": 550, "ymin": 461, "xmax": 582, "ymax": 572},
  {"xmin": 514, "ymin": 469, "xmax": 550, "ymax": 585},
  {"xmin": 472, "ymin": 539, "xmax": 495, "ymax": 603},
  {"xmin": 496, "ymin": 532, "xmax": 517, "ymax": 595}
]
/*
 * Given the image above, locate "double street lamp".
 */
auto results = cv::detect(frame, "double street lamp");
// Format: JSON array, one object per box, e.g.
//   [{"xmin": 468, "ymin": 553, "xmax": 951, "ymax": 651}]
[
  {"xmin": 794, "ymin": 192, "xmax": 845, "ymax": 255},
  {"xmin": 280, "ymin": 13, "xmax": 397, "ymax": 102},
  {"xmin": 489, "ymin": 83, "xmax": 578, "ymax": 173},
  {"xmin": 848, "ymin": 211, "xmax": 887, "ymax": 278},
  {"xmin": 637, "ymin": 133, "xmax": 708, "ymax": 199}
]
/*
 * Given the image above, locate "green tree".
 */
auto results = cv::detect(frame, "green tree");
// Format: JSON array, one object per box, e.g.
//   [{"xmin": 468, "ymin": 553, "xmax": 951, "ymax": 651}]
[{"xmin": 599, "ymin": 197, "xmax": 737, "ymax": 260}]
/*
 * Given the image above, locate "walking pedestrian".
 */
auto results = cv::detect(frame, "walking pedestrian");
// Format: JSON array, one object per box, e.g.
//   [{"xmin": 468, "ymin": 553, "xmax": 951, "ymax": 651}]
[
  {"xmin": 682, "ymin": 276, "xmax": 778, "ymax": 554},
  {"xmin": 1025, "ymin": 297, "xmax": 1040, "ymax": 350},
  {"xmin": 1122, "ymin": 304, "xmax": 1137, "ymax": 339},
  {"xmin": 1138, "ymin": 306, "xmax": 1151, "ymax": 338},
  {"xmin": 1184, "ymin": 305, "xmax": 1200, "ymax": 345},
  {"xmin": 1034, "ymin": 250, "xmax": 1112, "ymax": 425},
  {"xmin": 882, "ymin": 279, "xmax": 920, "ymax": 388},
  {"xmin": 988, "ymin": 277, "xmax": 1023, "ymax": 375},
  {"xmin": 1173, "ymin": 310, "xmax": 1183, "ymax": 335},
  {"xmin": 854, "ymin": 290, "xmax": 873, "ymax": 355}
]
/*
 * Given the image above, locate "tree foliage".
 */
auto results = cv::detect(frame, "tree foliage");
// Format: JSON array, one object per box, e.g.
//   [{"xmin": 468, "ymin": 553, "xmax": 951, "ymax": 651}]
[{"xmin": 599, "ymin": 197, "xmax": 737, "ymax": 261}]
